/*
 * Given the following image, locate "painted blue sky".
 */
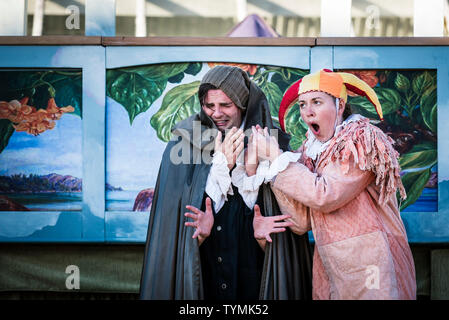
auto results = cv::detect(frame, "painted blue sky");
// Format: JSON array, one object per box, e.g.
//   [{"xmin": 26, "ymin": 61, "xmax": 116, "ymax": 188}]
[{"xmin": 0, "ymin": 113, "xmax": 82, "ymax": 178}]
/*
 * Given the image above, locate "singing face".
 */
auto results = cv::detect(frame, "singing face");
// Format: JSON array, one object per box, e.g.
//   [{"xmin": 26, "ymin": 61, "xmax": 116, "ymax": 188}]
[
  {"xmin": 202, "ymin": 89, "xmax": 243, "ymax": 132},
  {"xmin": 298, "ymin": 91, "xmax": 345, "ymax": 142}
]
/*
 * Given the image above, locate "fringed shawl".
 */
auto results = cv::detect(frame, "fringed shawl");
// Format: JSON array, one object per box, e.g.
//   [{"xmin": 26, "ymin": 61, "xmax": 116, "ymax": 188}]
[{"xmin": 315, "ymin": 118, "xmax": 406, "ymax": 205}]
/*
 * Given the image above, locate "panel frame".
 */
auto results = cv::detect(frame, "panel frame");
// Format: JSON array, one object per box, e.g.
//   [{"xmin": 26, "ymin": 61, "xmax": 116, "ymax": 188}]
[{"xmin": 0, "ymin": 45, "xmax": 106, "ymax": 242}]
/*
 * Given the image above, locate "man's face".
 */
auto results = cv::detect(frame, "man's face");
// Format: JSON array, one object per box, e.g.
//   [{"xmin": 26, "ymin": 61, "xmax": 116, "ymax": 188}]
[{"xmin": 202, "ymin": 89, "xmax": 243, "ymax": 132}]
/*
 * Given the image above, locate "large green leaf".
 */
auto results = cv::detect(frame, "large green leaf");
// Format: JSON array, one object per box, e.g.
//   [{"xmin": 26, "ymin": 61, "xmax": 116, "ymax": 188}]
[
  {"xmin": 125, "ymin": 63, "xmax": 190, "ymax": 81},
  {"xmin": 412, "ymin": 71, "xmax": 435, "ymax": 96},
  {"xmin": 284, "ymin": 106, "xmax": 308, "ymax": 150},
  {"xmin": 260, "ymin": 81, "xmax": 283, "ymax": 121},
  {"xmin": 400, "ymin": 168, "xmax": 431, "ymax": 211},
  {"xmin": 0, "ymin": 119, "xmax": 14, "ymax": 154},
  {"xmin": 107, "ymin": 63, "xmax": 193, "ymax": 124},
  {"xmin": 107, "ymin": 70, "xmax": 167, "ymax": 124},
  {"xmin": 150, "ymin": 81, "xmax": 201, "ymax": 142},
  {"xmin": 399, "ymin": 142, "xmax": 437, "ymax": 170},
  {"xmin": 349, "ymin": 87, "xmax": 401, "ymax": 118},
  {"xmin": 266, "ymin": 67, "xmax": 307, "ymax": 94},
  {"xmin": 420, "ymin": 89, "xmax": 437, "ymax": 133},
  {"xmin": 184, "ymin": 63, "xmax": 203, "ymax": 76},
  {"xmin": 394, "ymin": 72, "xmax": 410, "ymax": 93}
]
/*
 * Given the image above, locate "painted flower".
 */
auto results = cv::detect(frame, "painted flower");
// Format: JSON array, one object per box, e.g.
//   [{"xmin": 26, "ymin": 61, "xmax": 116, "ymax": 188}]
[
  {"xmin": 344, "ymin": 70, "xmax": 379, "ymax": 96},
  {"xmin": 13, "ymin": 119, "xmax": 55, "ymax": 136},
  {"xmin": 207, "ymin": 62, "xmax": 258, "ymax": 76},
  {"xmin": 0, "ymin": 98, "xmax": 33, "ymax": 123},
  {"xmin": 0, "ymin": 96, "xmax": 74, "ymax": 136},
  {"xmin": 45, "ymin": 98, "xmax": 74, "ymax": 120}
]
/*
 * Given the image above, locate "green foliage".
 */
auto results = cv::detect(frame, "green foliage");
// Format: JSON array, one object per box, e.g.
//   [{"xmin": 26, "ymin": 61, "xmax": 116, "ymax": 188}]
[
  {"xmin": 346, "ymin": 70, "xmax": 437, "ymax": 210},
  {"xmin": 254, "ymin": 66, "xmax": 308, "ymax": 150},
  {"xmin": 150, "ymin": 81, "xmax": 201, "ymax": 142},
  {"xmin": 106, "ymin": 62, "xmax": 203, "ymax": 125},
  {"xmin": 0, "ymin": 119, "xmax": 14, "ymax": 153},
  {"xmin": 400, "ymin": 169, "xmax": 431, "ymax": 211},
  {"xmin": 284, "ymin": 106, "xmax": 308, "ymax": 150},
  {"xmin": 107, "ymin": 69, "xmax": 167, "ymax": 124},
  {"xmin": 399, "ymin": 141, "xmax": 437, "ymax": 170}
]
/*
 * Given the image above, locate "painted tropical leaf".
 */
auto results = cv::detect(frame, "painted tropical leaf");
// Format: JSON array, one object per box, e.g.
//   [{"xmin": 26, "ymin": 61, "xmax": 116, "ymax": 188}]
[
  {"xmin": 107, "ymin": 70, "xmax": 167, "ymax": 124},
  {"xmin": 284, "ymin": 105, "xmax": 308, "ymax": 150},
  {"xmin": 399, "ymin": 141, "xmax": 437, "ymax": 170},
  {"xmin": 125, "ymin": 63, "xmax": 190, "ymax": 81},
  {"xmin": 259, "ymin": 81, "xmax": 283, "ymax": 125},
  {"xmin": 107, "ymin": 63, "xmax": 191, "ymax": 124},
  {"xmin": 394, "ymin": 72, "xmax": 410, "ymax": 93},
  {"xmin": 412, "ymin": 71, "xmax": 435, "ymax": 96},
  {"xmin": 150, "ymin": 81, "xmax": 201, "ymax": 142},
  {"xmin": 400, "ymin": 168, "xmax": 431, "ymax": 211},
  {"xmin": 184, "ymin": 62, "xmax": 203, "ymax": 76},
  {"xmin": 267, "ymin": 67, "xmax": 307, "ymax": 94},
  {"xmin": 420, "ymin": 89, "xmax": 437, "ymax": 133},
  {"xmin": 349, "ymin": 87, "xmax": 402, "ymax": 118},
  {"xmin": 0, "ymin": 119, "xmax": 14, "ymax": 153}
]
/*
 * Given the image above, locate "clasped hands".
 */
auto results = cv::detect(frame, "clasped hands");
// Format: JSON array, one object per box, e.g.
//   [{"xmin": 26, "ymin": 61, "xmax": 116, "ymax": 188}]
[
  {"xmin": 184, "ymin": 125, "xmax": 289, "ymax": 247},
  {"xmin": 214, "ymin": 125, "xmax": 283, "ymax": 175}
]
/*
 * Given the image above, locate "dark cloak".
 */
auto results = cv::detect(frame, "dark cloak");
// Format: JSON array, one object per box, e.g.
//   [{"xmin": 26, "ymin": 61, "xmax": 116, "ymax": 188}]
[{"xmin": 140, "ymin": 80, "xmax": 313, "ymax": 300}]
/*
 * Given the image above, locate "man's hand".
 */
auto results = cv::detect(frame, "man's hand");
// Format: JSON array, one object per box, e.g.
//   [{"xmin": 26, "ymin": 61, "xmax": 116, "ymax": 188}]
[
  {"xmin": 252, "ymin": 125, "xmax": 282, "ymax": 162},
  {"xmin": 244, "ymin": 127, "xmax": 259, "ymax": 176},
  {"xmin": 215, "ymin": 127, "xmax": 245, "ymax": 170},
  {"xmin": 253, "ymin": 204, "xmax": 292, "ymax": 249},
  {"xmin": 185, "ymin": 197, "xmax": 214, "ymax": 246}
]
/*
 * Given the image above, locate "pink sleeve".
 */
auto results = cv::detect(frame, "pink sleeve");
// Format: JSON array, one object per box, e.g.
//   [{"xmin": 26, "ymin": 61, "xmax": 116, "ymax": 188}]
[
  {"xmin": 271, "ymin": 186, "xmax": 311, "ymax": 235},
  {"xmin": 272, "ymin": 159, "xmax": 374, "ymax": 214}
]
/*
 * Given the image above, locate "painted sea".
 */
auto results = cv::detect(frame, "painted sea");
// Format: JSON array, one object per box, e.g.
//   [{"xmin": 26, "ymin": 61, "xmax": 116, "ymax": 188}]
[{"xmin": 0, "ymin": 188, "xmax": 438, "ymax": 212}]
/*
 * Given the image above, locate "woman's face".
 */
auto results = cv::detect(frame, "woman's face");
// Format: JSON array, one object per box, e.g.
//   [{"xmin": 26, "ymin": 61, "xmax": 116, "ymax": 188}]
[{"xmin": 298, "ymin": 91, "xmax": 345, "ymax": 142}]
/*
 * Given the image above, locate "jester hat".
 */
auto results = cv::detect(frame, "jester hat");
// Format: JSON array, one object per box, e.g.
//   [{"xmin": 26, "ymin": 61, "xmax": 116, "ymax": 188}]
[{"xmin": 278, "ymin": 69, "xmax": 383, "ymax": 132}]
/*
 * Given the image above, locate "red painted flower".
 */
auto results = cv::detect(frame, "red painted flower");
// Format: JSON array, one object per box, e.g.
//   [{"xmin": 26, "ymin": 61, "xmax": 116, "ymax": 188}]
[
  {"xmin": 344, "ymin": 70, "xmax": 379, "ymax": 96},
  {"xmin": 0, "ymin": 96, "xmax": 74, "ymax": 136}
]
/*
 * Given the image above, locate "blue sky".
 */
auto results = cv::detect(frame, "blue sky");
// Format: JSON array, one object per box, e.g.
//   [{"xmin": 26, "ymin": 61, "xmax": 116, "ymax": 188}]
[{"xmin": 0, "ymin": 113, "xmax": 82, "ymax": 178}]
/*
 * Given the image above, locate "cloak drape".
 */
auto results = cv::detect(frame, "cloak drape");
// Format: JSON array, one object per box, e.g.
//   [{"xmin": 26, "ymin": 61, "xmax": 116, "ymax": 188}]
[{"xmin": 140, "ymin": 81, "xmax": 312, "ymax": 299}]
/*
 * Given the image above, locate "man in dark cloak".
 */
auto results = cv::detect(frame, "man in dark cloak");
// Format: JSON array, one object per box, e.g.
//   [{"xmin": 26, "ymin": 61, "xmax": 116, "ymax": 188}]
[{"xmin": 140, "ymin": 65, "xmax": 312, "ymax": 300}]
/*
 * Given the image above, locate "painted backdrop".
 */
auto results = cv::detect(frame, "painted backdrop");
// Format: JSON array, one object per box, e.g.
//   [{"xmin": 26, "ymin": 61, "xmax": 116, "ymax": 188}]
[
  {"xmin": 106, "ymin": 63, "xmax": 437, "ymax": 213},
  {"xmin": 0, "ymin": 70, "xmax": 82, "ymax": 211}
]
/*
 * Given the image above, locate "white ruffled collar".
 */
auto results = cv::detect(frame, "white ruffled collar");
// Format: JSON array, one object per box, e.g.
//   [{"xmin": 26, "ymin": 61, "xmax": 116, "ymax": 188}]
[{"xmin": 304, "ymin": 114, "xmax": 365, "ymax": 161}]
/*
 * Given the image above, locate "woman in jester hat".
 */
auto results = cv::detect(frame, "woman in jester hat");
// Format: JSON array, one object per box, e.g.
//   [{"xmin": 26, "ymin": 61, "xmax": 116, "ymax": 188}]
[{"xmin": 249, "ymin": 69, "xmax": 416, "ymax": 299}]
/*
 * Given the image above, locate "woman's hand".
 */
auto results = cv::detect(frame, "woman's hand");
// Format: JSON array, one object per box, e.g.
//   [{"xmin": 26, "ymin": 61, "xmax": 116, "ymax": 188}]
[
  {"xmin": 253, "ymin": 204, "xmax": 293, "ymax": 249},
  {"xmin": 185, "ymin": 197, "xmax": 214, "ymax": 246},
  {"xmin": 252, "ymin": 125, "xmax": 282, "ymax": 162},
  {"xmin": 215, "ymin": 128, "xmax": 245, "ymax": 170}
]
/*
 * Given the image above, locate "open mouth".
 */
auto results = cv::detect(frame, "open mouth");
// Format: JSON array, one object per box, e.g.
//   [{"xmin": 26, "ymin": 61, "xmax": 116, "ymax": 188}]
[
  {"xmin": 215, "ymin": 120, "xmax": 228, "ymax": 127},
  {"xmin": 310, "ymin": 123, "xmax": 320, "ymax": 135}
]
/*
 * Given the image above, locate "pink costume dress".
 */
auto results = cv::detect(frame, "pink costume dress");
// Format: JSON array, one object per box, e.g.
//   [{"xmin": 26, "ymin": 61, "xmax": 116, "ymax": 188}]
[{"xmin": 271, "ymin": 117, "xmax": 416, "ymax": 300}]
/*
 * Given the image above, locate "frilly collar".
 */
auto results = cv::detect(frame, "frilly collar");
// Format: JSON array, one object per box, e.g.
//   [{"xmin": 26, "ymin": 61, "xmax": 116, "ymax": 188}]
[{"xmin": 304, "ymin": 114, "xmax": 365, "ymax": 161}]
